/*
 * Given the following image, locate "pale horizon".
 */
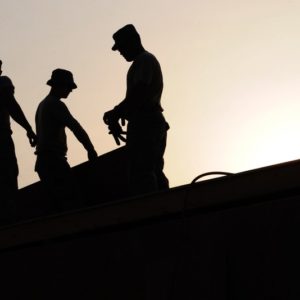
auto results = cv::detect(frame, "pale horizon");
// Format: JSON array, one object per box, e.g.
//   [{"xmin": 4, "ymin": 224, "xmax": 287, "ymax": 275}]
[{"xmin": 2, "ymin": 0, "xmax": 300, "ymax": 189}]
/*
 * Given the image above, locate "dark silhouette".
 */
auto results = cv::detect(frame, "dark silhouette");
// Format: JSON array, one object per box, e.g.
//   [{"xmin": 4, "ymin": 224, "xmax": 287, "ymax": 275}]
[
  {"xmin": 0, "ymin": 60, "xmax": 37, "ymax": 224},
  {"xmin": 35, "ymin": 68, "xmax": 98, "ymax": 212},
  {"xmin": 103, "ymin": 24, "xmax": 170, "ymax": 196}
]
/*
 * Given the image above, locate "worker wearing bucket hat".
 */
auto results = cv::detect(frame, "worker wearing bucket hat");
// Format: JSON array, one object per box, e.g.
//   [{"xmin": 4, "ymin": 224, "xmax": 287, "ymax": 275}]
[{"xmin": 35, "ymin": 68, "xmax": 97, "ymax": 212}]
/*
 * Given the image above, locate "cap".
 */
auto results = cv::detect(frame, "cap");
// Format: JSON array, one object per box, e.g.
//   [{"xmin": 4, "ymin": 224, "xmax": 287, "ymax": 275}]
[
  {"xmin": 47, "ymin": 68, "xmax": 77, "ymax": 89},
  {"xmin": 112, "ymin": 24, "xmax": 141, "ymax": 51}
]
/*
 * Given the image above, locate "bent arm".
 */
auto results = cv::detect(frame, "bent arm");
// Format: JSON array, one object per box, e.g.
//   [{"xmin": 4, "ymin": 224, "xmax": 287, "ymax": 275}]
[
  {"xmin": 114, "ymin": 54, "xmax": 162, "ymax": 118},
  {"xmin": 113, "ymin": 82, "xmax": 149, "ymax": 118}
]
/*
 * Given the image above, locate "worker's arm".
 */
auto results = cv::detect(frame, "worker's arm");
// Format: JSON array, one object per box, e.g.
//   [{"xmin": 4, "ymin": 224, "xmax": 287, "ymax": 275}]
[
  {"xmin": 59, "ymin": 103, "xmax": 98, "ymax": 161},
  {"xmin": 6, "ymin": 92, "xmax": 37, "ymax": 147}
]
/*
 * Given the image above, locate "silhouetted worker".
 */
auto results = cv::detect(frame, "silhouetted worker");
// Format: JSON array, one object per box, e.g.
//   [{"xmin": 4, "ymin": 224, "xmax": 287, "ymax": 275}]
[
  {"xmin": 35, "ymin": 68, "xmax": 98, "ymax": 212},
  {"xmin": 0, "ymin": 60, "xmax": 37, "ymax": 223},
  {"xmin": 103, "ymin": 24, "xmax": 170, "ymax": 196}
]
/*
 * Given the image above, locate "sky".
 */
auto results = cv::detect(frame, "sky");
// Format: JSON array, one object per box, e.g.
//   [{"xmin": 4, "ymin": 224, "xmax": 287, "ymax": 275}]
[{"xmin": 2, "ymin": 0, "xmax": 300, "ymax": 189}]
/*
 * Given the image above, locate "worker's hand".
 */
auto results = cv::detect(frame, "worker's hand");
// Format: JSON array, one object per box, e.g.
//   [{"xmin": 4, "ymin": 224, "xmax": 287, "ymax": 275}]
[
  {"xmin": 87, "ymin": 148, "xmax": 98, "ymax": 161},
  {"xmin": 103, "ymin": 109, "xmax": 119, "ymax": 125},
  {"xmin": 108, "ymin": 121, "xmax": 127, "ymax": 146},
  {"xmin": 27, "ymin": 129, "xmax": 37, "ymax": 147}
]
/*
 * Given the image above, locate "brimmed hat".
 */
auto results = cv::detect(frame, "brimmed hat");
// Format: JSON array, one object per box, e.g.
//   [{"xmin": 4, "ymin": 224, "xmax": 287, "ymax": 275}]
[
  {"xmin": 112, "ymin": 24, "xmax": 141, "ymax": 51},
  {"xmin": 47, "ymin": 68, "xmax": 77, "ymax": 89}
]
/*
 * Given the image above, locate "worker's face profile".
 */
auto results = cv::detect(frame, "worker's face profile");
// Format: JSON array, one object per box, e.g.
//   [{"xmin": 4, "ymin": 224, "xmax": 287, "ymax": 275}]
[
  {"xmin": 60, "ymin": 86, "xmax": 73, "ymax": 99},
  {"xmin": 115, "ymin": 38, "xmax": 139, "ymax": 62},
  {"xmin": 117, "ymin": 45, "xmax": 135, "ymax": 62}
]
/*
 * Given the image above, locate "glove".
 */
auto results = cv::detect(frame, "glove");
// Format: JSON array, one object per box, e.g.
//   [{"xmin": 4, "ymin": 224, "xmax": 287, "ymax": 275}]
[
  {"xmin": 103, "ymin": 109, "xmax": 119, "ymax": 125},
  {"xmin": 108, "ymin": 121, "xmax": 127, "ymax": 145}
]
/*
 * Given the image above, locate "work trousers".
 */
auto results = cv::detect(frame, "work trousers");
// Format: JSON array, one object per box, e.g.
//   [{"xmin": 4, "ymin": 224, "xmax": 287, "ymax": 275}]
[
  {"xmin": 35, "ymin": 154, "xmax": 80, "ymax": 212},
  {"xmin": 126, "ymin": 113, "xmax": 169, "ymax": 196}
]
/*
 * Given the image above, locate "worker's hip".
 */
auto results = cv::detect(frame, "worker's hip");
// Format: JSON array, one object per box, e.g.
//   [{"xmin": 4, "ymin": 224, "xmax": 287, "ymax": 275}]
[{"xmin": 35, "ymin": 153, "xmax": 70, "ymax": 179}]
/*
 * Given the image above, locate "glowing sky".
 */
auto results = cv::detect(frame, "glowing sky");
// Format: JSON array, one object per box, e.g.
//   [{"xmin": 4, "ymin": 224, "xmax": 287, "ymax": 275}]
[{"xmin": 2, "ymin": 0, "xmax": 300, "ymax": 188}]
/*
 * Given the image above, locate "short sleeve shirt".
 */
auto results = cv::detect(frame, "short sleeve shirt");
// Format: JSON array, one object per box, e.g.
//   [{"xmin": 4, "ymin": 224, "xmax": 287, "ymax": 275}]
[
  {"xmin": 126, "ymin": 51, "xmax": 163, "ymax": 113},
  {"xmin": 0, "ymin": 77, "xmax": 13, "ymax": 135},
  {"xmin": 35, "ymin": 95, "xmax": 74, "ymax": 156}
]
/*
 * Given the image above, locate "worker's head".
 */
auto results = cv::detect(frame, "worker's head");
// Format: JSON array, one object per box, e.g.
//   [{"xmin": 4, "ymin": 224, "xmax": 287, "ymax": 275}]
[
  {"xmin": 112, "ymin": 24, "xmax": 143, "ymax": 61},
  {"xmin": 47, "ymin": 68, "xmax": 77, "ymax": 98}
]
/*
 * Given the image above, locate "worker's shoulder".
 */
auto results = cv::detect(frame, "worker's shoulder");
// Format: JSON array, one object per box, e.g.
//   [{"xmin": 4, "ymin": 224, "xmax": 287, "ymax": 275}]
[
  {"xmin": 138, "ymin": 50, "xmax": 159, "ymax": 61},
  {"xmin": 38, "ymin": 95, "xmax": 68, "ymax": 113},
  {"xmin": 134, "ymin": 51, "xmax": 161, "ymax": 69}
]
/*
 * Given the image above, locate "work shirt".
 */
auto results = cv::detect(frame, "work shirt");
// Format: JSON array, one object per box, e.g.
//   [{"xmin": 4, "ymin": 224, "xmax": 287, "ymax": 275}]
[
  {"xmin": 0, "ymin": 89, "xmax": 13, "ymax": 136},
  {"xmin": 35, "ymin": 94, "xmax": 93, "ymax": 157},
  {"xmin": 0, "ymin": 79, "xmax": 18, "ymax": 178},
  {"xmin": 120, "ymin": 51, "xmax": 164, "ymax": 121},
  {"xmin": 0, "ymin": 92, "xmax": 16, "ymax": 165}
]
